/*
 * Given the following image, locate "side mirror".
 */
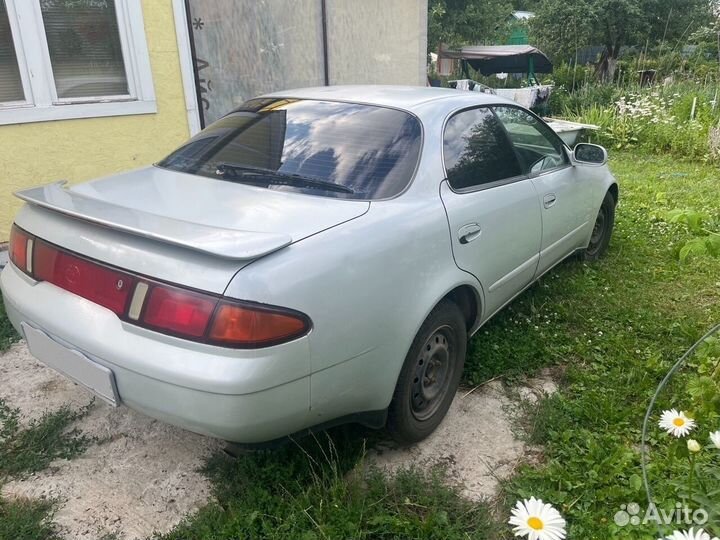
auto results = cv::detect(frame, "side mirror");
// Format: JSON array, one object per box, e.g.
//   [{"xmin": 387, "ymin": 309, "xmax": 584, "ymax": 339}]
[{"xmin": 573, "ymin": 143, "xmax": 607, "ymax": 166}]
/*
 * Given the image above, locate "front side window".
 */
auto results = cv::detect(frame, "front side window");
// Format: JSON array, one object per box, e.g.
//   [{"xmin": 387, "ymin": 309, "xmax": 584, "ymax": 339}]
[
  {"xmin": 492, "ymin": 106, "xmax": 568, "ymax": 174},
  {"xmin": 443, "ymin": 107, "xmax": 522, "ymax": 190},
  {"xmin": 158, "ymin": 99, "xmax": 423, "ymax": 200}
]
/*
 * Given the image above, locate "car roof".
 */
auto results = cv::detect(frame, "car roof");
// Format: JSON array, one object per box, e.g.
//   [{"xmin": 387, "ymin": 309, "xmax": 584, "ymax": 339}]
[{"xmin": 261, "ymin": 85, "xmax": 514, "ymax": 113}]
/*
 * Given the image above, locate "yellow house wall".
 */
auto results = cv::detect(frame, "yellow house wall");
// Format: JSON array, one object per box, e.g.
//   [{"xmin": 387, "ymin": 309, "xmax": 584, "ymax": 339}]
[{"xmin": 0, "ymin": 1, "xmax": 190, "ymax": 242}]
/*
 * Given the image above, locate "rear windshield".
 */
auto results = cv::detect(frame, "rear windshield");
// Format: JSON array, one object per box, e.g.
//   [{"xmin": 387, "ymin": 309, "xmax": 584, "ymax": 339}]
[{"xmin": 157, "ymin": 98, "xmax": 422, "ymax": 200}]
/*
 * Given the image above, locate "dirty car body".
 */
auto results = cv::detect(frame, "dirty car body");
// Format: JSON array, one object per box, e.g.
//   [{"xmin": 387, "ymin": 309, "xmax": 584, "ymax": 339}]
[{"xmin": 1, "ymin": 86, "xmax": 618, "ymax": 443}]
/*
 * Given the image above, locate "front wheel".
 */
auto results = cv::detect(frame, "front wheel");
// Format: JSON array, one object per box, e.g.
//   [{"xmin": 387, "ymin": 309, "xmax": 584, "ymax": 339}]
[
  {"xmin": 582, "ymin": 191, "xmax": 616, "ymax": 262},
  {"xmin": 387, "ymin": 300, "xmax": 466, "ymax": 444}
]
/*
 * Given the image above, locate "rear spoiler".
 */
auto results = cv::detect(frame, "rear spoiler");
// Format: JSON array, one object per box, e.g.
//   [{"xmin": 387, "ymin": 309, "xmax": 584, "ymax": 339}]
[{"xmin": 15, "ymin": 181, "xmax": 292, "ymax": 260}]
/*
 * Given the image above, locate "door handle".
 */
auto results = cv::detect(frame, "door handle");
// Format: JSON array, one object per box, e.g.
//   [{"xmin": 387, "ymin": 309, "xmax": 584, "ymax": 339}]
[
  {"xmin": 458, "ymin": 223, "xmax": 482, "ymax": 244},
  {"xmin": 543, "ymin": 193, "xmax": 557, "ymax": 209}
]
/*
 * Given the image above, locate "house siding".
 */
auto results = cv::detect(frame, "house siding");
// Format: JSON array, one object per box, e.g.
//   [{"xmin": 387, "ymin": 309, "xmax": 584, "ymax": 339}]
[{"xmin": 0, "ymin": 1, "xmax": 190, "ymax": 241}]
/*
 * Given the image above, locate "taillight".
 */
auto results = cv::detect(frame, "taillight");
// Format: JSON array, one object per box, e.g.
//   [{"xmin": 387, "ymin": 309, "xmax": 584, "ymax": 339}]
[
  {"xmin": 143, "ymin": 285, "xmax": 216, "ymax": 338},
  {"xmin": 8, "ymin": 224, "xmax": 311, "ymax": 348},
  {"xmin": 9, "ymin": 225, "xmax": 30, "ymax": 273},
  {"xmin": 33, "ymin": 239, "xmax": 136, "ymax": 316},
  {"xmin": 209, "ymin": 302, "xmax": 310, "ymax": 347}
]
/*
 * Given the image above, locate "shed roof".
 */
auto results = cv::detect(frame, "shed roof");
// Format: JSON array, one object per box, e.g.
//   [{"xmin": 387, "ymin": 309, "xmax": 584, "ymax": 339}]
[{"xmin": 439, "ymin": 45, "xmax": 552, "ymax": 75}]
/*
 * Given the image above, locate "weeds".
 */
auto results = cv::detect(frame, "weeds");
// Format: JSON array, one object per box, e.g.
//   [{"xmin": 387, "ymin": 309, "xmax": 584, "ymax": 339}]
[
  {"xmin": 0, "ymin": 497, "xmax": 59, "ymax": 540},
  {"xmin": 0, "ymin": 295, "xmax": 20, "ymax": 353},
  {"xmin": 0, "ymin": 398, "xmax": 93, "ymax": 539},
  {"xmin": 159, "ymin": 430, "xmax": 497, "ymax": 540},
  {"xmin": 558, "ymin": 82, "xmax": 720, "ymax": 162},
  {"xmin": 0, "ymin": 398, "xmax": 93, "ymax": 481}
]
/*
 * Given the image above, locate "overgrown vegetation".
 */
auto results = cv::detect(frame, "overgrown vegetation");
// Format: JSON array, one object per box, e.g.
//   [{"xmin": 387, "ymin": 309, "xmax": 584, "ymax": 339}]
[
  {"xmin": 158, "ymin": 434, "xmax": 497, "ymax": 540},
  {"xmin": 553, "ymin": 81, "xmax": 720, "ymax": 163}
]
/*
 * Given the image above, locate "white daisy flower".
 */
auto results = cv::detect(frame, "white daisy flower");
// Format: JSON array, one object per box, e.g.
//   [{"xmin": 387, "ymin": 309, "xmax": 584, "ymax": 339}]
[
  {"xmin": 509, "ymin": 497, "xmax": 566, "ymax": 540},
  {"xmin": 660, "ymin": 528, "xmax": 720, "ymax": 540},
  {"xmin": 658, "ymin": 409, "xmax": 696, "ymax": 438},
  {"xmin": 687, "ymin": 439, "xmax": 701, "ymax": 453},
  {"xmin": 710, "ymin": 431, "xmax": 720, "ymax": 449}
]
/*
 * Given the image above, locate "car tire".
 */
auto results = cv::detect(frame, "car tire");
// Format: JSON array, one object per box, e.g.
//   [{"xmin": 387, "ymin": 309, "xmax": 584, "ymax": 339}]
[
  {"xmin": 582, "ymin": 190, "xmax": 616, "ymax": 262},
  {"xmin": 387, "ymin": 299, "xmax": 467, "ymax": 444}
]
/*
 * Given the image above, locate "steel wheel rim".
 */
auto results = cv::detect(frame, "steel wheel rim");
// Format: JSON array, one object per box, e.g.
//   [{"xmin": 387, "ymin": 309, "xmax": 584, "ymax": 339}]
[
  {"xmin": 588, "ymin": 206, "xmax": 607, "ymax": 253},
  {"xmin": 411, "ymin": 325, "xmax": 456, "ymax": 422}
]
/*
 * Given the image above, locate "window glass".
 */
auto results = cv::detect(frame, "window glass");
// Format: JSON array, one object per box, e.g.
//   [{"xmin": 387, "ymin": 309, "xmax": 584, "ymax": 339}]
[
  {"xmin": 443, "ymin": 107, "xmax": 522, "ymax": 190},
  {"xmin": 0, "ymin": 0, "xmax": 24, "ymax": 102},
  {"xmin": 40, "ymin": 0, "xmax": 128, "ymax": 99},
  {"xmin": 158, "ymin": 99, "xmax": 422, "ymax": 200},
  {"xmin": 493, "ymin": 106, "xmax": 568, "ymax": 174}
]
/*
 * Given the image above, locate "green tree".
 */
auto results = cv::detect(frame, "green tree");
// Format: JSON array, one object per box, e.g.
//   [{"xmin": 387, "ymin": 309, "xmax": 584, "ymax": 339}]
[
  {"xmin": 427, "ymin": 0, "xmax": 513, "ymax": 53},
  {"xmin": 530, "ymin": 0, "xmax": 714, "ymax": 81}
]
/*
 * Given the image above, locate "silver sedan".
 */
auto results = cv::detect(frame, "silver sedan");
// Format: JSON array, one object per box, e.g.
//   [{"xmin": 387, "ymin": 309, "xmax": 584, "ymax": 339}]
[{"xmin": 1, "ymin": 86, "xmax": 617, "ymax": 444}]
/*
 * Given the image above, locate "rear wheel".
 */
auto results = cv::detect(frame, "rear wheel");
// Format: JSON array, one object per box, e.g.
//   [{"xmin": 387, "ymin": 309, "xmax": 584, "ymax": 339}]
[
  {"xmin": 387, "ymin": 300, "xmax": 466, "ymax": 444},
  {"xmin": 582, "ymin": 191, "xmax": 616, "ymax": 262}
]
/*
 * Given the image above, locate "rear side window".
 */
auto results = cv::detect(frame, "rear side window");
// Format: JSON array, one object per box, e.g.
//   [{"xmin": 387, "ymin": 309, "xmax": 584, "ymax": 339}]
[
  {"xmin": 443, "ymin": 107, "xmax": 522, "ymax": 190},
  {"xmin": 157, "ymin": 99, "xmax": 422, "ymax": 200}
]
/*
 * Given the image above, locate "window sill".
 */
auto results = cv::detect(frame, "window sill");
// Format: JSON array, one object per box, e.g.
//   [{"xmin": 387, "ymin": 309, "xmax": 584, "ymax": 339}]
[{"xmin": 0, "ymin": 99, "xmax": 157, "ymax": 126}]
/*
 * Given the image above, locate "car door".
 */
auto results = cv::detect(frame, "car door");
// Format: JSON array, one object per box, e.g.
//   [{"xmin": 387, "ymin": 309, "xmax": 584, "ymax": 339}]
[
  {"xmin": 440, "ymin": 106, "xmax": 542, "ymax": 318},
  {"xmin": 493, "ymin": 106, "xmax": 593, "ymax": 276}
]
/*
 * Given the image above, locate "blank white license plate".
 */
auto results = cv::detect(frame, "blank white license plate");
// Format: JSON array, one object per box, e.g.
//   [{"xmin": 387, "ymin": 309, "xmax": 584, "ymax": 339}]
[{"xmin": 22, "ymin": 323, "xmax": 119, "ymax": 407}]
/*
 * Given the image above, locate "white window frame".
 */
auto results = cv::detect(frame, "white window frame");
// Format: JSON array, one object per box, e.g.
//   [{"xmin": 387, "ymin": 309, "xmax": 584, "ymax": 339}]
[{"xmin": 0, "ymin": 0, "xmax": 156, "ymax": 126}]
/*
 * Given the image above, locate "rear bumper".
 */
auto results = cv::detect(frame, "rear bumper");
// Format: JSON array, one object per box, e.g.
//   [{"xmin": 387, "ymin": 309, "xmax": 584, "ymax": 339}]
[{"xmin": 0, "ymin": 263, "xmax": 311, "ymax": 443}]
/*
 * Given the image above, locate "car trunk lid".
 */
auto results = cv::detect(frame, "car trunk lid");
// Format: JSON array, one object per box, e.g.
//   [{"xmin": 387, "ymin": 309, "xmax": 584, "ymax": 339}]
[
  {"xmin": 17, "ymin": 166, "xmax": 370, "ymax": 260},
  {"xmin": 14, "ymin": 167, "xmax": 369, "ymax": 293}
]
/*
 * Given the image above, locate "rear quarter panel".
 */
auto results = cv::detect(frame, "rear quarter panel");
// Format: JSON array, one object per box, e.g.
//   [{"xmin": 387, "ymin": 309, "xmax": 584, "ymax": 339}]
[{"xmin": 223, "ymin": 194, "xmax": 482, "ymax": 424}]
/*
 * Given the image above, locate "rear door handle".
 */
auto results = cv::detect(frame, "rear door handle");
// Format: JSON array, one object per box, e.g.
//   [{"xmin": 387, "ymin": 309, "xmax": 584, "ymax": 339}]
[
  {"xmin": 458, "ymin": 223, "xmax": 482, "ymax": 244},
  {"xmin": 543, "ymin": 193, "xmax": 557, "ymax": 209}
]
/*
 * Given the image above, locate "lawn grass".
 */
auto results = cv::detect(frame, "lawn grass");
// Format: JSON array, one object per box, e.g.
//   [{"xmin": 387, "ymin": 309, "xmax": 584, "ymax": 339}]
[
  {"xmin": 473, "ymin": 152, "xmax": 720, "ymax": 538},
  {"xmin": 0, "ymin": 150, "xmax": 717, "ymax": 539}
]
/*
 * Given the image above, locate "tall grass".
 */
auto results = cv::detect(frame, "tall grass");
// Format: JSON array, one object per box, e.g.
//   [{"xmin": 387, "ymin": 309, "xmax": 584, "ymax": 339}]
[
  {"xmin": 159, "ymin": 431, "xmax": 498, "ymax": 540},
  {"xmin": 554, "ymin": 81, "xmax": 720, "ymax": 162}
]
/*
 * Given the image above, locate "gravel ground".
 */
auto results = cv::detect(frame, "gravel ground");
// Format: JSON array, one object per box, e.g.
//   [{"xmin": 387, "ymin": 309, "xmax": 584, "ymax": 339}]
[{"xmin": 0, "ymin": 339, "xmax": 555, "ymax": 538}]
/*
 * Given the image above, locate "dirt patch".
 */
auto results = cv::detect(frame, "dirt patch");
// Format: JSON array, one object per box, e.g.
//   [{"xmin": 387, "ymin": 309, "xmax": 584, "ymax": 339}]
[
  {"xmin": 0, "ymin": 340, "xmax": 221, "ymax": 539},
  {"xmin": 1, "ymin": 339, "xmax": 557, "ymax": 537},
  {"xmin": 368, "ymin": 372, "xmax": 557, "ymax": 501}
]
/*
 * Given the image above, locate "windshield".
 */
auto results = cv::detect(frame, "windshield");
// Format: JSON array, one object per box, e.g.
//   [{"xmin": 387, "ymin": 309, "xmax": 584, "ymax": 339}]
[{"xmin": 157, "ymin": 98, "xmax": 423, "ymax": 200}]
